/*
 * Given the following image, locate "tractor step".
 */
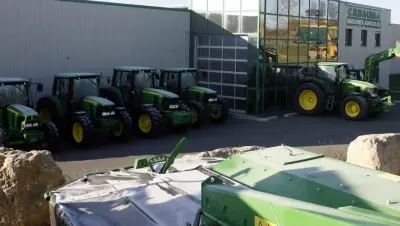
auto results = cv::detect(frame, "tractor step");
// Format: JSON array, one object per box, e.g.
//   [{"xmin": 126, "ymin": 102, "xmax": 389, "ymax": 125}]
[{"xmin": 325, "ymin": 95, "xmax": 335, "ymax": 110}]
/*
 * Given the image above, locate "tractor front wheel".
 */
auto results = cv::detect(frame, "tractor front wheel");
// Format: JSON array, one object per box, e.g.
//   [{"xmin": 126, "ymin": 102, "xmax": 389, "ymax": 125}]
[
  {"xmin": 135, "ymin": 106, "xmax": 164, "ymax": 138},
  {"xmin": 210, "ymin": 98, "xmax": 230, "ymax": 124},
  {"xmin": 340, "ymin": 95, "xmax": 368, "ymax": 121},
  {"xmin": 41, "ymin": 122, "xmax": 60, "ymax": 152},
  {"xmin": 71, "ymin": 115, "xmax": 94, "ymax": 148},
  {"xmin": 0, "ymin": 126, "xmax": 9, "ymax": 148},
  {"xmin": 112, "ymin": 109, "xmax": 133, "ymax": 142},
  {"xmin": 188, "ymin": 101, "xmax": 206, "ymax": 128},
  {"xmin": 172, "ymin": 104, "xmax": 190, "ymax": 133},
  {"xmin": 294, "ymin": 83, "xmax": 326, "ymax": 116}
]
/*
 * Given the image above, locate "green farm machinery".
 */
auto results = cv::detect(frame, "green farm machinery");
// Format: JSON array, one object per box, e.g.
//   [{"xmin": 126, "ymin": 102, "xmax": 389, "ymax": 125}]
[
  {"xmin": 100, "ymin": 66, "xmax": 191, "ymax": 138},
  {"xmin": 158, "ymin": 68, "xmax": 229, "ymax": 128},
  {"xmin": 36, "ymin": 73, "xmax": 133, "ymax": 147},
  {"xmin": 45, "ymin": 138, "xmax": 400, "ymax": 226},
  {"xmin": 0, "ymin": 77, "xmax": 59, "ymax": 151},
  {"xmin": 294, "ymin": 62, "xmax": 393, "ymax": 120}
]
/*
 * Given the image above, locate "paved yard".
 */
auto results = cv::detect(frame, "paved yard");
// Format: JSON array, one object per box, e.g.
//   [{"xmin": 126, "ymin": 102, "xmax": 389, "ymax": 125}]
[{"xmin": 55, "ymin": 107, "xmax": 400, "ymax": 179}]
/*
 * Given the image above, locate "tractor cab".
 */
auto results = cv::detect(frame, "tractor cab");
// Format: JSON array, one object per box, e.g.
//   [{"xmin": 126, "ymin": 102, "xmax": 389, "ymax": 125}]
[{"xmin": 0, "ymin": 77, "xmax": 43, "ymax": 108}]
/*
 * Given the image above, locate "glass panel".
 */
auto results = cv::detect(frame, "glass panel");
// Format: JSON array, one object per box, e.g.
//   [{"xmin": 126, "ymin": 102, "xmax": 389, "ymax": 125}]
[
  {"xmin": 222, "ymin": 86, "xmax": 234, "ymax": 96},
  {"xmin": 197, "ymin": 59, "xmax": 209, "ymax": 70},
  {"xmin": 223, "ymin": 36, "xmax": 236, "ymax": 47},
  {"xmin": 222, "ymin": 73, "xmax": 235, "ymax": 83},
  {"xmin": 260, "ymin": 0, "xmax": 266, "ymax": 12},
  {"xmin": 308, "ymin": 41, "xmax": 318, "ymax": 63},
  {"xmin": 210, "ymin": 48, "xmax": 222, "ymax": 58},
  {"xmin": 277, "ymin": 40, "xmax": 288, "ymax": 63},
  {"xmin": 226, "ymin": 98, "xmax": 234, "ymax": 109},
  {"xmin": 298, "ymin": 43, "xmax": 309, "ymax": 63},
  {"xmin": 237, "ymin": 36, "xmax": 248, "ymax": 47},
  {"xmin": 224, "ymin": 12, "xmax": 240, "ymax": 33},
  {"xmin": 223, "ymin": 49, "xmax": 235, "ymax": 59},
  {"xmin": 288, "ymin": 17, "xmax": 299, "ymax": 39},
  {"xmin": 198, "ymin": 48, "xmax": 209, "ymax": 58},
  {"xmin": 288, "ymin": 41, "xmax": 299, "ymax": 63},
  {"xmin": 278, "ymin": 0, "xmax": 289, "ymax": 15},
  {"xmin": 265, "ymin": 39, "xmax": 278, "ymax": 64},
  {"xmin": 236, "ymin": 74, "xmax": 248, "ymax": 85},
  {"xmin": 242, "ymin": 13, "xmax": 258, "ymax": 33},
  {"xmin": 236, "ymin": 62, "xmax": 248, "ymax": 73},
  {"xmin": 266, "ymin": 0, "xmax": 277, "ymax": 14},
  {"xmin": 200, "ymin": 71, "xmax": 209, "ymax": 82},
  {"xmin": 277, "ymin": 16, "xmax": 288, "ymax": 39},
  {"xmin": 300, "ymin": 0, "xmax": 309, "ymax": 17},
  {"xmin": 224, "ymin": 0, "xmax": 240, "ymax": 11},
  {"xmin": 210, "ymin": 60, "xmax": 222, "ymax": 70},
  {"xmin": 235, "ymin": 87, "xmax": 246, "ymax": 98},
  {"xmin": 223, "ymin": 61, "xmax": 235, "ymax": 71},
  {"xmin": 309, "ymin": 0, "xmax": 319, "ymax": 18},
  {"xmin": 235, "ymin": 99, "xmax": 247, "ymax": 110},
  {"xmin": 242, "ymin": 0, "xmax": 258, "ymax": 11},
  {"xmin": 328, "ymin": 20, "xmax": 338, "ymax": 41},
  {"xmin": 210, "ymin": 72, "xmax": 222, "ymax": 82},
  {"xmin": 264, "ymin": 14, "xmax": 278, "ymax": 39},
  {"xmin": 289, "ymin": 0, "xmax": 300, "ymax": 16},
  {"xmin": 210, "ymin": 36, "xmax": 223, "ymax": 46},
  {"xmin": 209, "ymin": 13, "xmax": 223, "ymax": 27},
  {"xmin": 327, "ymin": 41, "xmax": 338, "ymax": 61},
  {"xmin": 319, "ymin": 20, "xmax": 328, "ymax": 41},
  {"xmin": 316, "ymin": 42, "xmax": 327, "ymax": 61},
  {"xmin": 192, "ymin": 0, "xmax": 207, "ymax": 11},
  {"xmin": 209, "ymin": 84, "xmax": 222, "ymax": 94},
  {"xmin": 236, "ymin": 49, "xmax": 248, "ymax": 59},
  {"xmin": 328, "ymin": 0, "xmax": 339, "ymax": 20},
  {"xmin": 320, "ymin": 0, "xmax": 328, "ymax": 19},
  {"xmin": 208, "ymin": 0, "xmax": 223, "ymax": 11},
  {"xmin": 198, "ymin": 36, "xmax": 209, "ymax": 46}
]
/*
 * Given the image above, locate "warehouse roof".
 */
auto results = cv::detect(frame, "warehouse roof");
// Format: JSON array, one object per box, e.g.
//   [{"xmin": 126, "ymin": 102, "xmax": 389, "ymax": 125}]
[{"xmin": 113, "ymin": 66, "xmax": 155, "ymax": 71}]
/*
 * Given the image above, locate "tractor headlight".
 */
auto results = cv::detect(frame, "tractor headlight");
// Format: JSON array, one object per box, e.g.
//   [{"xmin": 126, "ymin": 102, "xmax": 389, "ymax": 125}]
[
  {"xmin": 102, "ymin": 111, "xmax": 111, "ymax": 116},
  {"xmin": 208, "ymin": 98, "xmax": 218, "ymax": 102},
  {"xmin": 33, "ymin": 122, "xmax": 39, "ymax": 127},
  {"xmin": 365, "ymin": 88, "xmax": 375, "ymax": 94},
  {"xmin": 110, "ymin": 110, "xmax": 115, "ymax": 115},
  {"xmin": 25, "ymin": 123, "xmax": 33, "ymax": 128},
  {"xmin": 169, "ymin": 104, "xmax": 179, "ymax": 109}
]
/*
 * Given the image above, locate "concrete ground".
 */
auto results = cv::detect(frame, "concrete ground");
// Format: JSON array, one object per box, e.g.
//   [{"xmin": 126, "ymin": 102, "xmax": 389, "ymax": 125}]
[{"xmin": 55, "ymin": 106, "xmax": 400, "ymax": 179}]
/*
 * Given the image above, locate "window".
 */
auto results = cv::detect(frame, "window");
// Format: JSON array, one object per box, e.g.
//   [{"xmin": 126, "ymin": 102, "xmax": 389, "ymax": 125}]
[
  {"xmin": 375, "ymin": 32, "xmax": 381, "ymax": 47},
  {"xmin": 55, "ymin": 79, "xmax": 69, "ymax": 96},
  {"xmin": 361, "ymin": 30, "xmax": 368, "ymax": 46},
  {"xmin": 345, "ymin": 29, "xmax": 352, "ymax": 46}
]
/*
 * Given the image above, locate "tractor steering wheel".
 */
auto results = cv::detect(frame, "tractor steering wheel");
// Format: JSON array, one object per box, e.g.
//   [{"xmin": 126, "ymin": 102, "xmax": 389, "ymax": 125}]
[{"xmin": 148, "ymin": 155, "xmax": 170, "ymax": 173}]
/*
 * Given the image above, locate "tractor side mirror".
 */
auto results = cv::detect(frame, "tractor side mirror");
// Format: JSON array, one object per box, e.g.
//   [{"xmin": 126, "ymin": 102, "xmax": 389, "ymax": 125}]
[
  {"xmin": 107, "ymin": 77, "xmax": 111, "ymax": 85},
  {"xmin": 37, "ymin": 83, "xmax": 43, "ymax": 92}
]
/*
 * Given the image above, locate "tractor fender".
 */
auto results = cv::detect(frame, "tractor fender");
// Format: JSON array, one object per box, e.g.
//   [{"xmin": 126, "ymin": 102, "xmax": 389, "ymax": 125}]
[
  {"xmin": 100, "ymin": 87, "xmax": 124, "ymax": 107},
  {"xmin": 299, "ymin": 78, "xmax": 328, "ymax": 94},
  {"xmin": 36, "ymin": 96, "xmax": 63, "ymax": 117}
]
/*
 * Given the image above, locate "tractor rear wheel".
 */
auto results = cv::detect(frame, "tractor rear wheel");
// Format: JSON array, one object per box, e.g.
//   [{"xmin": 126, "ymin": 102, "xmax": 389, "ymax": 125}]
[
  {"xmin": 135, "ymin": 106, "xmax": 164, "ymax": 138},
  {"xmin": 112, "ymin": 109, "xmax": 133, "ymax": 142},
  {"xmin": 294, "ymin": 83, "xmax": 326, "ymax": 116},
  {"xmin": 340, "ymin": 95, "xmax": 368, "ymax": 121},
  {"xmin": 41, "ymin": 122, "xmax": 60, "ymax": 152},
  {"xmin": 0, "ymin": 126, "xmax": 9, "ymax": 148},
  {"xmin": 188, "ymin": 101, "xmax": 206, "ymax": 128},
  {"xmin": 71, "ymin": 115, "xmax": 94, "ymax": 148},
  {"xmin": 210, "ymin": 98, "xmax": 229, "ymax": 124}
]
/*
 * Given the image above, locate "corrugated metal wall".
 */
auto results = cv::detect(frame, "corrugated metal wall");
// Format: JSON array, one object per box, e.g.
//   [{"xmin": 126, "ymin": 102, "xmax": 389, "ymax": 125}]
[{"xmin": 0, "ymin": 0, "xmax": 190, "ymax": 101}]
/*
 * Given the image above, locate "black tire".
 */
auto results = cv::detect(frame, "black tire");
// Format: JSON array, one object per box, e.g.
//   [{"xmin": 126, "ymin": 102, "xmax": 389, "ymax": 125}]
[
  {"xmin": 172, "ymin": 103, "xmax": 190, "ymax": 133},
  {"xmin": 187, "ymin": 101, "xmax": 206, "ymax": 128},
  {"xmin": 135, "ymin": 106, "xmax": 164, "ymax": 139},
  {"xmin": 0, "ymin": 126, "xmax": 9, "ymax": 148},
  {"xmin": 210, "ymin": 98, "xmax": 230, "ymax": 124},
  {"xmin": 70, "ymin": 115, "xmax": 94, "ymax": 148},
  {"xmin": 112, "ymin": 109, "xmax": 133, "ymax": 142},
  {"xmin": 41, "ymin": 122, "xmax": 60, "ymax": 152},
  {"xmin": 294, "ymin": 83, "xmax": 326, "ymax": 116},
  {"xmin": 340, "ymin": 95, "xmax": 368, "ymax": 121}
]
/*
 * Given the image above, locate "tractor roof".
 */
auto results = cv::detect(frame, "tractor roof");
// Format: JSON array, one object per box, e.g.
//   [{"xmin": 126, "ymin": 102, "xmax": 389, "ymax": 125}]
[
  {"xmin": 113, "ymin": 66, "xmax": 155, "ymax": 72},
  {"xmin": 317, "ymin": 62, "xmax": 348, "ymax": 66},
  {"xmin": 54, "ymin": 73, "xmax": 100, "ymax": 78},
  {"xmin": 159, "ymin": 68, "xmax": 198, "ymax": 72},
  {"xmin": 0, "ymin": 77, "xmax": 29, "ymax": 84}
]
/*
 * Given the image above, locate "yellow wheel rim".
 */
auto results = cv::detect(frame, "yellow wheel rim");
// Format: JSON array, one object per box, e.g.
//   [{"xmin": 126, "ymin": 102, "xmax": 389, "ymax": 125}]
[
  {"xmin": 114, "ymin": 121, "xmax": 123, "ymax": 136},
  {"xmin": 39, "ymin": 108, "xmax": 52, "ymax": 122},
  {"xmin": 345, "ymin": 101, "xmax": 360, "ymax": 117},
  {"xmin": 299, "ymin": 90, "xmax": 318, "ymax": 111},
  {"xmin": 138, "ymin": 114, "xmax": 152, "ymax": 133},
  {"xmin": 211, "ymin": 108, "xmax": 222, "ymax": 119},
  {"xmin": 72, "ymin": 122, "xmax": 84, "ymax": 143},
  {"xmin": 190, "ymin": 107, "xmax": 198, "ymax": 124}
]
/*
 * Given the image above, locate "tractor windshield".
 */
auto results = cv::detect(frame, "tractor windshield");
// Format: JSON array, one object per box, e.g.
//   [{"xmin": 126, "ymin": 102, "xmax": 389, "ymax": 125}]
[
  {"xmin": 337, "ymin": 65, "xmax": 348, "ymax": 80},
  {"xmin": 73, "ymin": 78, "xmax": 99, "ymax": 99},
  {"xmin": 181, "ymin": 71, "xmax": 198, "ymax": 88},
  {"xmin": 0, "ymin": 83, "xmax": 28, "ymax": 106},
  {"xmin": 134, "ymin": 72, "xmax": 154, "ymax": 89}
]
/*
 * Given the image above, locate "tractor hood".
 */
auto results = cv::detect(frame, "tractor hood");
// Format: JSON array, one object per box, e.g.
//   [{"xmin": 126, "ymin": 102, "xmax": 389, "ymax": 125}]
[
  {"xmin": 345, "ymin": 79, "xmax": 378, "ymax": 89},
  {"xmin": 143, "ymin": 88, "xmax": 179, "ymax": 99},
  {"xmin": 189, "ymin": 86, "xmax": 217, "ymax": 95},
  {"xmin": 8, "ymin": 104, "xmax": 38, "ymax": 117},
  {"xmin": 84, "ymin": 96, "xmax": 115, "ymax": 107}
]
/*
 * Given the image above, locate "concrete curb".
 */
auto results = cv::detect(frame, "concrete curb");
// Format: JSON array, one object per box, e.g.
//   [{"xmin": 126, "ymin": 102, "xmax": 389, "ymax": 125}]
[
  {"xmin": 231, "ymin": 113, "xmax": 279, "ymax": 122},
  {"xmin": 284, "ymin": 112, "xmax": 298, "ymax": 118}
]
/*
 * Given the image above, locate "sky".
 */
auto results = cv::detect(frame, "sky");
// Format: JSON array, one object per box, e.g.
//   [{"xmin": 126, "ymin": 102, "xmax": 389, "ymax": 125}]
[{"xmin": 98, "ymin": 0, "xmax": 400, "ymax": 24}]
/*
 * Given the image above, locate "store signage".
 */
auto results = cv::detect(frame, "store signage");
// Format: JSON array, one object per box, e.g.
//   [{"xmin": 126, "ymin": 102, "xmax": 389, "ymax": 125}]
[{"xmin": 347, "ymin": 7, "xmax": 381, "ymax": 28}]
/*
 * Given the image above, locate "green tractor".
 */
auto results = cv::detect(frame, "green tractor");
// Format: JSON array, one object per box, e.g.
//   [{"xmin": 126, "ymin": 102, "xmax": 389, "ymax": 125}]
[
  {"xmin": 158, "ymin": 68, "xmax": 229, "ymax": 127},
  {"xmin": 0, "ymin": 77, "xmax": 59, "ymax": 151},
  {"xmin": 100, "ymin": 66, "xmax": 191, "ymax": 138},
  {"xmin": 36, "ymin": 73, "xmax": 133, "ymax": 147},
  {"xmin": 295, "ymin": 62, "xmax": 393, "ymax": 120}
]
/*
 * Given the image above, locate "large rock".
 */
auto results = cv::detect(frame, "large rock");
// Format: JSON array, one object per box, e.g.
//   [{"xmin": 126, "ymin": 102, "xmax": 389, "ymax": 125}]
[
  {"xmin": 0, "ymin": 148, "xmax": 66, "ymax": 226},
  {"xmin": 182, "ymin": 146, "xmax": 265, "ymax": 159},
  {"xmin": 347, "ymin": 133, "xmax": 400, "ymax": 175}
]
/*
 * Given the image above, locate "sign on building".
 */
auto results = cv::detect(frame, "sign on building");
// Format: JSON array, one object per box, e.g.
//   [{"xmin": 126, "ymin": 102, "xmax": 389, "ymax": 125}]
[{"xmin": 347, "ymin": 7, "xmax": 381, "ymax": 28}]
